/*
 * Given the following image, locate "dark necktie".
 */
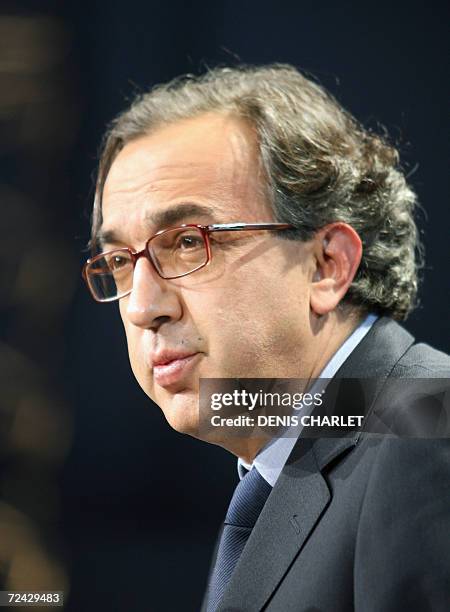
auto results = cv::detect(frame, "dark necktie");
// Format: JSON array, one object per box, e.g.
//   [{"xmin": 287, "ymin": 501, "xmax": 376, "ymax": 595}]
[{"xmin": 206, "ymin": 467, "xmax": 272, "ymax": 611}]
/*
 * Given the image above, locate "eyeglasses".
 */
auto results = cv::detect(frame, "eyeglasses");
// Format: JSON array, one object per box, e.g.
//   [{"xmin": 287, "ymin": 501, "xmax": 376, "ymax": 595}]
[{"xmin": 82, "ymin": 222, "xmax": 294, "ymax": 303}]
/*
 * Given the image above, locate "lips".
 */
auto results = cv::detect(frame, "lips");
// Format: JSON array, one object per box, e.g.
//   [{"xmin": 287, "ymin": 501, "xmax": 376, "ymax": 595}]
[
  {"xmin": 152, "ymin": 351, "xmax": 201, "ymax": 388},
  {"xmin": 152, "ymin": 349, "xmax": 198, "ymax": 368}
]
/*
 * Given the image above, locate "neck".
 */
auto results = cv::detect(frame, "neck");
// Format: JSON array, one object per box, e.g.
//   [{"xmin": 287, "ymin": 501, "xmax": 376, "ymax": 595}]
[{"xmin": 225, "ymin": 309, "xmax": 365, "ymax": 463}]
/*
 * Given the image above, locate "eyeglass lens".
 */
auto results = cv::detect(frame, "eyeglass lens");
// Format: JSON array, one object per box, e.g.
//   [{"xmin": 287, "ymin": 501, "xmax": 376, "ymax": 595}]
[{"xmin": 87, "ymin": 226, "xmax": 209, "ymax": 301}]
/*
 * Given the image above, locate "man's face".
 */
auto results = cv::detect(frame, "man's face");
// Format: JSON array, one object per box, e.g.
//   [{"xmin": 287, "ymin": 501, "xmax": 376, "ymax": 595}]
[{"xmin": 101, "ymin": 113, "xmax": 316, "ymax": 437}]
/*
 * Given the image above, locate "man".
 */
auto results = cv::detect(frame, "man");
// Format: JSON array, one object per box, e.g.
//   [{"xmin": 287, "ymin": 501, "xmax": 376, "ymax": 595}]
[{"xmin": 83, "ymin": 65, "xmax": 450, "ymax": 610}]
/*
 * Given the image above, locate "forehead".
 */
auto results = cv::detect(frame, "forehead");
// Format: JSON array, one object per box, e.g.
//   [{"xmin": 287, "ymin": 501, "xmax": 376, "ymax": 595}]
[{"xmin": 100, "ymin": 112, "xmax": 270, "ymax": 245}]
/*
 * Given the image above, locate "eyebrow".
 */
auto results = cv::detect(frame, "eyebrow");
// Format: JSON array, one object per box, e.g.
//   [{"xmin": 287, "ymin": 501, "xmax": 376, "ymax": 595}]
[{"xmin": 96, "ymin": 202, "xmax": 219, "ymax": 247}]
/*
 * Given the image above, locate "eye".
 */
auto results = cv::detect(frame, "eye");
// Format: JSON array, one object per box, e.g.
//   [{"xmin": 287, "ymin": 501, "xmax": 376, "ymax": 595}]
[
  {"xmin": 106, "ymin": 253, "xmax": 130, "ymax": 272},
  {"xmin": 175, "ymin": 233, "xmax": 204, "ymax": 250}
]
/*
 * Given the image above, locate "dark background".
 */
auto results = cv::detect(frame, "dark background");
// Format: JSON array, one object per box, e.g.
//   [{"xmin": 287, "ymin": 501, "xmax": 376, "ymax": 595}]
[{"xmin": 1, "ymin": 1, "xmax": 448, "ymax": 610}]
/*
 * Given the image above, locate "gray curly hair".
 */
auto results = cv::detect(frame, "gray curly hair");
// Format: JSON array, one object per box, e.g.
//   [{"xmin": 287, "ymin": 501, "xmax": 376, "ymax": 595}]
[{"xmin": 92, "ymin": 64, "xmax": 422, "ymax": 320}]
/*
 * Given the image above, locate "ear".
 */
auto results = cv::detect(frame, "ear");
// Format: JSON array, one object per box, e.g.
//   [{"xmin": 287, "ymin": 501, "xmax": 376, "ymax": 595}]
[{"xmin": 310, "ymin": 223, "xmax": 362, "ymax": 316}]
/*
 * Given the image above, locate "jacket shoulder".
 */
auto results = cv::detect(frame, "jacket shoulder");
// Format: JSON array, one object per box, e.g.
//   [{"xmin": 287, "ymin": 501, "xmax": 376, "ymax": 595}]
[{"xmin": 394, "ymin": 341, "xmax": 450, "ymax": 377}]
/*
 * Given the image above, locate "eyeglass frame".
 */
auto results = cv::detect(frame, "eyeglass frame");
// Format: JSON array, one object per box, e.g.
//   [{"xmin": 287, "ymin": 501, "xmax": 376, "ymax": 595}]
[{"xmin": 82, "ymin": 222, "xmax": 294, "ymax": 303}]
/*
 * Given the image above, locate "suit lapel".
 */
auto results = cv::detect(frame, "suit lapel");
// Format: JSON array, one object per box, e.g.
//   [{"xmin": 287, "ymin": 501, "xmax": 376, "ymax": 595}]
[{"xmin": 217, "ymin": 318, "xmax": 415, "ymax": 611}]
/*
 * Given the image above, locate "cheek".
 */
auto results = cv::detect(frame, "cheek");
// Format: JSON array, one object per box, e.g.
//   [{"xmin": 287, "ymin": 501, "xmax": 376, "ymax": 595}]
[{"xmin": 203, "ymin": 274, "xmax": 306, "ymax": 356}]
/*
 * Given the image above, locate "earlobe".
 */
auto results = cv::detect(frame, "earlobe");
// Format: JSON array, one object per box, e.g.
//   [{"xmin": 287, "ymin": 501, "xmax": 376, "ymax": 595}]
[{"xmin": 310, "ymin": 223, "xmax": 362, "ymax": 316}]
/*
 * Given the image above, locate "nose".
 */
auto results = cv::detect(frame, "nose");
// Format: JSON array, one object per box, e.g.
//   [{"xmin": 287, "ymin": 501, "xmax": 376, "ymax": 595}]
[{"xmin": 124, "ymin": 257, "xmax": 182, "ymax": 331}]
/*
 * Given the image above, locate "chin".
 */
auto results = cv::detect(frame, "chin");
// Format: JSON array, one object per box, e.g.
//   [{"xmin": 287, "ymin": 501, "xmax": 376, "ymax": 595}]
[{"xmin": 159, "ymin": 392, "xmax": 201, "ymax": 437}]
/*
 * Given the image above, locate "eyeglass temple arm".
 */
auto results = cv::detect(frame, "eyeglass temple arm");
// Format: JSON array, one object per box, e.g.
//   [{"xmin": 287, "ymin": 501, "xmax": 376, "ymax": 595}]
[{"xmin": 207, "ymin": 223, "xmax": 293, "ymax": 232}]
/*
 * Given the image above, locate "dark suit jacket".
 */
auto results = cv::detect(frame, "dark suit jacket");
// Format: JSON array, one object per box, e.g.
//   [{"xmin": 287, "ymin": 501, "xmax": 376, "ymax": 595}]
[{"xmin": 202, "ymin": 317, "xmax": 450, "ymax": 611}]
